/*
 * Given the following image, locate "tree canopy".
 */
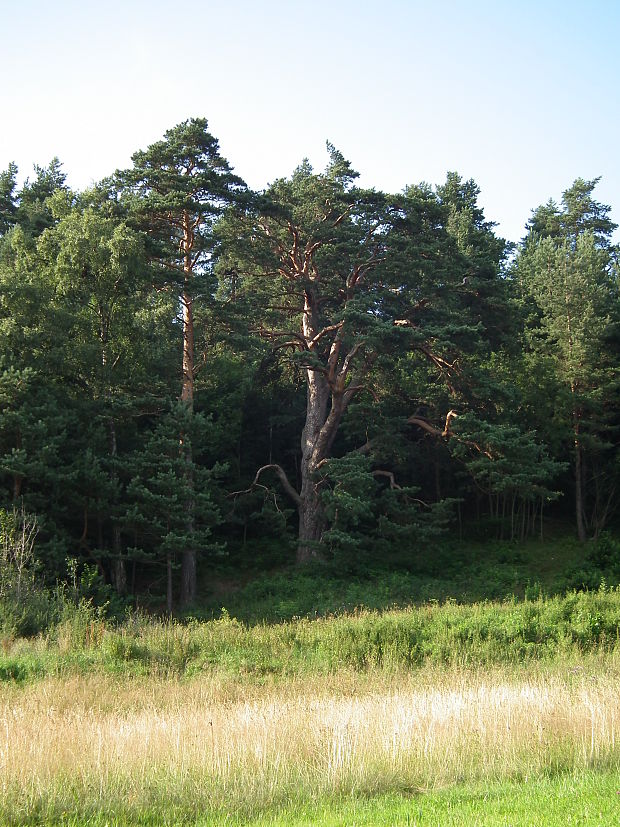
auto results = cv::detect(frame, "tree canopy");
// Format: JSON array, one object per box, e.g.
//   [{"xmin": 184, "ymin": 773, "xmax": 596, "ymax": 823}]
[{"xmin": 0, "ymin": 122, "xmax": 617, "ymax": 610}]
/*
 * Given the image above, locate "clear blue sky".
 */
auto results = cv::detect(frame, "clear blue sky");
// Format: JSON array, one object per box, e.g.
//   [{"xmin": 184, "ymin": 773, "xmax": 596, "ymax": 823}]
[{"xmin": 2, "ymin": 0, "xmax": 619, "ymax": 243}]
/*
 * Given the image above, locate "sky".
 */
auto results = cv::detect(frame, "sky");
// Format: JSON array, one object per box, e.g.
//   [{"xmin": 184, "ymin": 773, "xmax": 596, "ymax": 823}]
[{"xmin": 2, "ymin": 0, "xmax": 619, "ymax": 244}]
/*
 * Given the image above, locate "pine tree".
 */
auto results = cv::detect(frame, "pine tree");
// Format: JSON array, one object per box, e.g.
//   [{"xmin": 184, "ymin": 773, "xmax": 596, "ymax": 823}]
[
  {"xmin": 118, "ymin": 119, "xmax": 246, "ymax": 603},
  {"xmin": 515, "ymin": 179, "xmax": 619, "ymax": 539},
  {"xmin": 219, "ymin": 151, "xmax": 503, "ymax": 562}
]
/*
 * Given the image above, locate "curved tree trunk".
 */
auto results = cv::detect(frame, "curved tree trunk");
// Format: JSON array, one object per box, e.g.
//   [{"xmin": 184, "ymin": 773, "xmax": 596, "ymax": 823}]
[{"xmin": 295, "ymin": 363, "xmax": 347, "ymax": 563}]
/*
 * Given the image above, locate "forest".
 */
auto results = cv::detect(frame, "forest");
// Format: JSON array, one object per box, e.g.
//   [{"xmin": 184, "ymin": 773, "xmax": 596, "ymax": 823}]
[{"xmin": 0, "ymin": 116, "xmax": 618, "ymax": 617}]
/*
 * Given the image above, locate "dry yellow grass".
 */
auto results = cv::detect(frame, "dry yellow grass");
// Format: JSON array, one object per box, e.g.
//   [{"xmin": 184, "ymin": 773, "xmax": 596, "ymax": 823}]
[{"xmin": 1, "ymin": 664, "xmax": 619, "ymax": 819}]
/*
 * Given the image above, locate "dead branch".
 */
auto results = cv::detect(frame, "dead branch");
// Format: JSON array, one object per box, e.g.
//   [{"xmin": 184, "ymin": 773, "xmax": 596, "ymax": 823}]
[
  {"xmin": 408, "ymin": 410, "xmax": 495, "ymax": 459},
  {"xmin": 417, "ymin": 345, "xmax": 458, "ymax": 373},
  {"xmin": 303, "ymin": 240, "xmax": 323, "ymax": 273},
  {"xmin": 308, "ymin": 321, "xmax": 344, "ymax": 349},
  {"xmin": 332, "ymin": 204, "xmax": 354, "ymax": 228},
  {"xmin": 229, "ymin": 464, "xmax": 302, "ymax": 507},
  {"xmin": 254, "ymin": 327, "xmax": 309, "ymax": 348},
  {"xmin": 407, "ymin": 409, "xmax": 458, "ymax": 439},
  {"xmin": 371, "ymin": 470, "xmax": 401, "ymax": 489}
]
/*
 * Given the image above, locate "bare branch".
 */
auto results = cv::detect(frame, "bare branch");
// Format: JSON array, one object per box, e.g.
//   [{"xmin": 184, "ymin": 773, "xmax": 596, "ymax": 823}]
[
  {"xmin": 370, "ymin": 471, "xmax": 433, "ymax": 507},
  {"xmin": 254, "ymin": 327, "xmax": 309, "ymax": 348},
  {"xmin": 343, "ymin": 382, "xmax": 376, "ymax": 405},
  {"xmin": 308, "ymin": 321, "xmax": 344, "ymax": 349},
  {"xmin": 303, "ymin": 240, "xmax": 323, "ymax": 273},
  {"xmin": 408, "ymin": 410, "xmax": 458, "ymax": 438},
  {"xmin": 407, "ymin": 416, "xmax": 443, "ymax": 438},
  {"xmin": 408, "ymin": 410, "xmax": 495, "ymax": 459},
  {"xmin": 332, "ymin": 204, "xmax": 354, "ymax": 228},
  {"xmin": 417, "ymin": 345, "xmax": 458, "ymax": 373},
  {"xmin": 339, "ymin": 341, "xmax": 365, "ymax": 383},
  {"xmin": 371, "ymin": 470, "xmax": 401, "ymax": 489},
  {"xmin": 230, "ymin": 464, "xmax": 302, "ymax": 507}
]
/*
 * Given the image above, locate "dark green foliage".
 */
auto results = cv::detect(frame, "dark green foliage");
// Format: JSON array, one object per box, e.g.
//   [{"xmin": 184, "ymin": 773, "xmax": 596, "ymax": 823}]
[
  {"xmin": 317, "ymin": 453, "xmax": 455, "ymax": 572},
  {"xmin": 0, "ymin": 123, "xmax": 617, "ymax": 610},
  {"xmin": 16, "ymin": 158, "xmax": 67, "ymax": 238},
  {"xmin": 449, "ymin": 413, "xmax": 566, "ymax": 540},
  {"xmin": 515, "ymin": 178, "xmax": 619, "ymax": 540},
  {"xmin": 0, "ymin": 162, "xmax": 18, "ymax": 236},
  {"xmin": 562, "ymin": 533, "xmax": 620, "ymax": 591},
  {"xmin": 123, "ymin": 403, "xmax": 224, "ymax": 605}
]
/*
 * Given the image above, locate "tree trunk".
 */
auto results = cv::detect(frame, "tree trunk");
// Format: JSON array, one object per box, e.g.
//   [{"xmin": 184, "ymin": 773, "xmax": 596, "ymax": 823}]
[
  {"xmin": 112, "ymin": 551, "xmax": 127, "ymax": 595},
  {"xmin": 574, "ymin": 418, "xmax": 587, "ymax": 542},
  {"xmin": 179, "ymin": 534, "xmax": 196, "ymax": 604},
  {"xmin": 166, "ymin": 553, "xmax": 173, "ymax": 616},
  {"xmin": 179, "ymin": 427, "xmax": 196, "ymax": 605},
  {"xmin": 296, "ymin": 367, "xmax": 329, "ymax": 563},
  {"xmin": 108, "ymin": 418, "xmax": 126, "ymax": 595},
  {"xmin": 180, "ymin": 218, "xmax": 197, "ymax": 604},
  {"xmin": 181, "ymin": 284, "xmax": 194, "ymax": 406},
  {"xmin": 297, "ymin": 475, "xmax": 325, "ymax": 564},
  {"xmin": 180, "ymin": 536, "xmax": 196, "ymax": 604}
]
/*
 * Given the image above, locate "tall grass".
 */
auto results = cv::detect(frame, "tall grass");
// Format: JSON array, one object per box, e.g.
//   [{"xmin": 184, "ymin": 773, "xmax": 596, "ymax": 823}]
[
  {"xmin": 2, "ymin": 586, "xmax": 620, "ymax": 681},
  {"xmin": 1, "ymin": 665, "xmax": 619, "ymax": 823},
  {"xmin": 2, "ymin": 589, "xmax": 620, "ymax": 822}
]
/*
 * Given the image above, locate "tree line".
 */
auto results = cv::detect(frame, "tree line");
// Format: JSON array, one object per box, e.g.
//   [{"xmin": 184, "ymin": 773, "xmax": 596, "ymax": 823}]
[{"xmin": 0, "ymin": 118, "xmax": 618, "ymax": 610}]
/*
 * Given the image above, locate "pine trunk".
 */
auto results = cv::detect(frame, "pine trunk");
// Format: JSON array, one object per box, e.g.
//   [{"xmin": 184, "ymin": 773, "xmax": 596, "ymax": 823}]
[
  {"xmin": 297, "ymin": 476, "xmax": 325, "ymax": 564},
  {"xmin": 295, "ymin": 362, "xmax": 346, "ymax": 564},
  {"xmin": 296, "ymin": 368, "xmax": 328, "ymax": 563},
  {"xmin": 179, "ymin": 208, "xmax": 198, "ymax": 605},
  {"xmin": 574, "ymin": 428, "xmax": 587, "ymax": 542},
  {"xmin": 166, "ymin": 553, "xmax": 173, "ymax": 616},
  {"xmin": 108, "ymin": 418, "xmax": 126, "ymax": 595}
]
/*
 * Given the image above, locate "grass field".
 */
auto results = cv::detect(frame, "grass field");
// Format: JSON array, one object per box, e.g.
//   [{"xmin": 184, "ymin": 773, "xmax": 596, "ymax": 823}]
[
  {"xmin": 1, "ymin": 652, "xmax": 619, "ymax": 823},
  {"xmin": 2, "ymin": 570, "xmax": 620, "ymax": 825},
  {"xmin": 6, "ymin": 774, "xmax": 619, "ymax": 825}
]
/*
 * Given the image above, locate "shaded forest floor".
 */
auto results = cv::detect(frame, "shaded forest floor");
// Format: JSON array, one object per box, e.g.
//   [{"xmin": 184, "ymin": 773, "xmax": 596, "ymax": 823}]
[{"xmin": 196, "ymin": 527, "xmax": 613, "ymax": 624}]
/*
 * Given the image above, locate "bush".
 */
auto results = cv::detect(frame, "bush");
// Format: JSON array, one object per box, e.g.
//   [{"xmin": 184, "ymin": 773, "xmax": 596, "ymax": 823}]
[
  {"xmin": 0, "ymin": 505, "xmax": 55, "ymax": 636},
  {"xmin": 561, "ymin": 533, "xmax": 620, "ymax": 592}
]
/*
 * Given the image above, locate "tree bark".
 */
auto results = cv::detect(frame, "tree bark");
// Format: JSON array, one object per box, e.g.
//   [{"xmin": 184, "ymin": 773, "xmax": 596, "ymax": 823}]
[
  {"xmin": 296, "ymin": 367, "xmax": 329, "ymax": 563},
  {"xmin": 180, "ymin": 212, "xmax": 197, "ymax": 605},
  {"xmin": 180, "ymin": 545, "xmax": 196, "ymax": 605},
  {"xmin": 297, "ymin": 478, "xmax": 324, "ymax": 564},
  {"xmin": 574, "ymin": 420, "xmax": 587, "ymax": 542},
  {"xmin": 166, "ymin": 553, "xmax": 173, "ymax": 616},
  {"xmin": 108, "ymin": 418, "xmax": 126, "ymax": 595}
]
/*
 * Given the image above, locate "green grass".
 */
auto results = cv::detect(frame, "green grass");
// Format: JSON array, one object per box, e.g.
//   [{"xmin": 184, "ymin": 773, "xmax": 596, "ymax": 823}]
[
  {"xmin": 2, "ymin": 583, "xmax": 620, "ymax": 683},
  {"xmin": 8, "ymin": 771, "xmax": 619, "ymax": 825},
  {"xmin": 238, "ymin": 772, "xmax": 620, "ymax": 826}
]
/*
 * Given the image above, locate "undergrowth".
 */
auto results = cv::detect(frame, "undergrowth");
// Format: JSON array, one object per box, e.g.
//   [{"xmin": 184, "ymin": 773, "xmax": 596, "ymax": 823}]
[{"xmin": 1, "ymin": 585, "xmax": 620, "ymax": 682}]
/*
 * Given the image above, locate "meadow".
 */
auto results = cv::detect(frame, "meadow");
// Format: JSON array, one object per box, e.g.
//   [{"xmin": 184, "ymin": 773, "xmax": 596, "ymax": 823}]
[
  {"xmin": 2, "ymin": 663, "xmax": 620, "ymax": 825},
  {"xmin": 1, "ymin": 584, "xmax": 620, "ymax": 825}
]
